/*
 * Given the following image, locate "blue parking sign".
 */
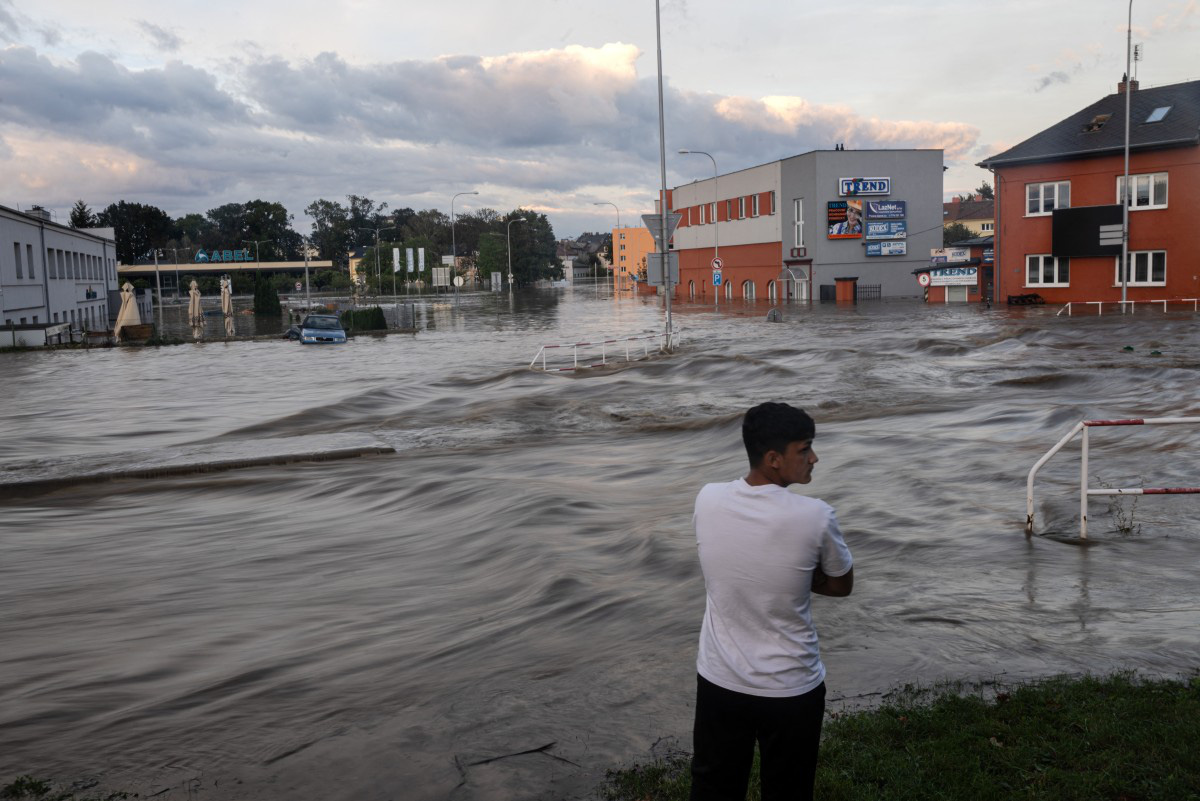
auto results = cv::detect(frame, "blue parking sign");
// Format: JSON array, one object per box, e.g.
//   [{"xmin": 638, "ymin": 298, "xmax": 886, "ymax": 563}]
[{"xmin": 712, "ymin": 271, "xmax": 722, "ymax": 286}]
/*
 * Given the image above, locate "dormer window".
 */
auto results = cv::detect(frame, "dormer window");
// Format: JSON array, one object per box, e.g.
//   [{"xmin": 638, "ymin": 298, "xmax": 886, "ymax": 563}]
[
  {"xmin": 1144, "ymin": 106, "xmax": 1171, "ymax": 123},
  {"xmin": 1082, "ymin": 113, "xmax": 1111, "ymax": 133}
]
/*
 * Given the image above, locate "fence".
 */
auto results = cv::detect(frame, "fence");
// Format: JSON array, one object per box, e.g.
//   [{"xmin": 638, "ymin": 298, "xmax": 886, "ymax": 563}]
[
  {"xmin": 1057, "ymin": 298, "xmax": 1200, "ymax": 316},
  {"xmin": 856, "ymin": 284, "xmax": 882, "ymax": 302},
  {"xmin": 1025, "ymin": 416, "xmax": 1200, "ymax": 538},
  {"xmin": 530, "ymin": 328, "xmax": 682, "ymax": 372}
]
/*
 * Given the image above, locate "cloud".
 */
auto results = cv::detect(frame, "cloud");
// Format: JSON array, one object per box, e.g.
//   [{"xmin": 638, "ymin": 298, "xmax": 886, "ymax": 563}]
[
  {"xmin": 0, "ymin": 0, "xmax": 19, "ymax": 42},
  {"xmin": 0, "ymin": 41, "xmax": 979, "ymax": 234},
  {"xmin": 136, "ymin": 20, "xmax": 182, "ymax": 52},
  {"xmin": 1034, "ymin": 71, "xmax": 1071, "ymax": 92}
]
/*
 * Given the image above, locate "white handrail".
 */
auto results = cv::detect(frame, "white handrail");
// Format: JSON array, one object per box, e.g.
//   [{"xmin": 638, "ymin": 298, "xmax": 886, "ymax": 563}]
[
  {"xmin": 529, "ymin": 328, "xmax": 683, "ymax": 372},
  {"xmin": 1058, "ymin": 299, "xmax": 1200, "ymax": 316},
  {"xmin": 1026, "ymin": 416, "xmax": 1200, "ymax": 538}
]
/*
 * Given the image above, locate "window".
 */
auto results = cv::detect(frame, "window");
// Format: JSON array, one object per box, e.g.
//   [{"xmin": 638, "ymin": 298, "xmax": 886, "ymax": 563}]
[
  {"xmin": 794, "ymin": 199, "xmax": 804, "ymax": 247},
  {"xmin": 620, "ymin": 244, "xmax": 626, "ymax": 251},
  {"xmin": 1116, "ymin": 250, "xmax": 1166, "ymax": 286},
  {"xmin": 1117, "ymin": 173, "xmax": 1167, "ymax": 210},
  {"xmin": 709, "ymin": 202, "xmax": 716, "ymax": 222},
  {"xmin": 27, "ymin": 244, "xmax": 35, "ymax": 279},
  {"xmin": 738, "ymin": 197, "xmax": 745, "ymax": 219},
  {"xmin": 769, "ymin": 191, "xmax": 776, "ymax": 215},
  {"xmin": 47, "ymin": 248, "xmax": 56, "ymax": 278},
  {"xmin": 1145, "ymin": 106, "xmax": 1171, "ymax": 123},
  {"xmin": 1026, "ymin": 181, "xmax": 1069, "ymax": 215},
  {"xmin": 619, "ymin": 232, "xmax": 626, "ymax": 240},
  {"xmin": 751, "ymin": 195, "xmax": 760, "ymax": 217},
  {"xmin": 57, "ymin": 251, "xmax": 65, "ymax": 279},
  {"xmin": 725, "ymin": 200, "xmax": 732, "ymax": 220},
  {"xmin": 981, "ymin": 222, "xmax": 994, "ymax": 232},
  {"xmin": 1026, "ymin": 254, "xmax": 1070, "ymax": 286},
  {"xmin": 699, "ymin": 204, "xmax": 706, "ymax": 225}
]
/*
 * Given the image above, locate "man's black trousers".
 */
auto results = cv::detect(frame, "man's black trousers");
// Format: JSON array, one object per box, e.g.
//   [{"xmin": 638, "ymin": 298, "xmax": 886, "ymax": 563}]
[{"xmin": 689, "ymin": 674, "xmax": 826, "ymax": 801}]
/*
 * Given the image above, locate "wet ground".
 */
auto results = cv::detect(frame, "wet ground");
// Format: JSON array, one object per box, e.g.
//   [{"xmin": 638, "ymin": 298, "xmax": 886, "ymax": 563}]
[{"xmin": 2, "ymin": 286, "xmax": 1198, "ymax": 799}]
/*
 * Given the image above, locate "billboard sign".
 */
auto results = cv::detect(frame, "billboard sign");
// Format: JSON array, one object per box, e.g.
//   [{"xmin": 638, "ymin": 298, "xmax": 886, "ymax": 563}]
[
  {"xmin": 827, "ymin": 200, "xmax": 863, "ymax": 239},
  {"xmin": 864, "ymin": 200, "xmax": 906, "ymax": 219},
  {"xmin": 1051, "ymin": 204, "xmax": 1123, "ymax": 258},
  {"xmin": 983, "ymin": 248, "xmax": 994, "ymax": 263},
  {"xmin": 866, "ymin": 241, "xmax": 907, "ymax": 256},
  {"xmin": 930, "ymin": 266, "xmax": 977, "ymax": 286},
  {"xmin": 839, "ymin": 177, "xmax": 891, "ymax": 196},
  {"xmin": 865, "ymin": 220, "xmax": 907, "ymax": 240},
  {"xmin": 929, "ymin": 247, "xmax": 971, "ymax": 263}
]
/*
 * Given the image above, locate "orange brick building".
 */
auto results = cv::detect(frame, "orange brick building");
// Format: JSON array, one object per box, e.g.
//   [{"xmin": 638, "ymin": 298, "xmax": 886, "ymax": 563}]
[{"xmin": 979, "ymin": 78, "xmax": 1200, "ymax": 305}]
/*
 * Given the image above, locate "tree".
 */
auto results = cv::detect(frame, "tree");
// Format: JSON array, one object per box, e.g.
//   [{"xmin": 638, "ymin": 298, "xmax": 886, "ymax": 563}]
[
  {"xmin": 943, "ymin": 222, "xmax": 976, "ymax": 247},
  {"xmin": 69, "ymin": 200, "xmax": 96, "ymax": 229},
  {"xmin": 306, "ymin": 198, "xmax": 352, "ymax": 268},
  {"xmin": 252, "ymin": 272, "xmax": 281, "ymax": 315},
  {"xmin": 475, "ymin": 232, "xmax": 507, "ymax": 280},
  {"xmin": 96, "ymin": 201, "xmax": 174, "ymax": 264},
  {"xmin": 506, "ymin": 209, "xmax": 562, "ymax": 286},
  {"xmin": 975, "ymin": 181, "xmax": 994, "ymax": 200}
]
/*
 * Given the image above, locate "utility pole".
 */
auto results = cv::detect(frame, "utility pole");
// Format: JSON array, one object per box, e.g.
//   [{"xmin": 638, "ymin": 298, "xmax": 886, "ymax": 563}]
[{"xmin": 654, "ymin": 0, "xmax": 673, "ymax": 348}]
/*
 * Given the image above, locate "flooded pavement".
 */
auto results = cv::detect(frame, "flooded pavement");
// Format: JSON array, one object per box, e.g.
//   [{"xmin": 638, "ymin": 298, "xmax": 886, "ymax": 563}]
[{"xmin": 2, "ymin": 287, "xmax": 1199, "ymax": 800}]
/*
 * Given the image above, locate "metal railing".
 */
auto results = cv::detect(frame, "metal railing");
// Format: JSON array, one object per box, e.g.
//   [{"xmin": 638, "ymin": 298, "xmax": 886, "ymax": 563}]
[
  {"xmin": 530, "ymin": 328, "xmax": 682, "ymax": 372},
  {"xmin": 1025, "ymin": 416, "xmax": 1200, "ymax": 538},
  {"xmin": 1057, "ymin": 298, "xmax": 1200, "ymax": 316}
]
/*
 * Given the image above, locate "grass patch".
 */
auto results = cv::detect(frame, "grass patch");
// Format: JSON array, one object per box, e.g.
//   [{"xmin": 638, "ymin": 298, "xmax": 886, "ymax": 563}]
[{"xmin": 601, "ymin": 673, "xmax": 1200, "ymax": 800}]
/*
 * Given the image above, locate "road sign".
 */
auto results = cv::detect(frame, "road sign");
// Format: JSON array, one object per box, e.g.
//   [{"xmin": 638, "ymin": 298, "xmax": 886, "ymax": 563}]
[
  {"xmin": 646, "ymin": 252, "xmax": 679, "ymax": 287},
  {"xmin": 917, "ymin": 273, "xmax": 931, "ymax": 287},
  {"xmin": 453, "ymin": 276, "xmax": 465, "ymax": 287},
  {"xmin": 294, "ymin": 282, "xmax": 302, "ymax": 292},
  {"xmin": 642, "ymin": 213, "xmax": 682, "ymax": 250},
  {"xmin": 711, "ymin": 257, "xmax": 723, "ymax": 270},
  {"xmin": 713, "ymin": 271, "xmax": 722, "ymax": 286}
]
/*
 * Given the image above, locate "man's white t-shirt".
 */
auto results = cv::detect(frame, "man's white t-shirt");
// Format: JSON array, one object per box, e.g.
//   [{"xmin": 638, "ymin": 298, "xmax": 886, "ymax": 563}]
[{"xmin": 694, "ymin": 478, "xmax": 853, "ymax": 697}]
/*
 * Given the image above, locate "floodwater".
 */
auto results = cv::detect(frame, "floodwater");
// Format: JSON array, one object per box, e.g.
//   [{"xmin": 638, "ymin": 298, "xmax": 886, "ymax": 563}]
[{"xmin": 2, "ymin": 287, "xmax": 1199, "ymax": 800}]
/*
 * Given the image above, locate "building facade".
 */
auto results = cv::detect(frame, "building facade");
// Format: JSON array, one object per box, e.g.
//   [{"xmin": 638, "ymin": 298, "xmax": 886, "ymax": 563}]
[
  {"xmin": 979, "ymin": 78, "xmax": 1200, "ymax": 305},
  {"xmin": 943, "ymin": 197, "xmax": 995, "ymax": 236},
  {"xmin": 670, "ymin": 149, "xmax": 943, "ymax": 303},
  {"xmin": 611, "ymin": 225, "xmax": 654, "ymax": 291},
  {"xmin": 1, "ymin": 204, "xmax": 119, "ymax": 331}
]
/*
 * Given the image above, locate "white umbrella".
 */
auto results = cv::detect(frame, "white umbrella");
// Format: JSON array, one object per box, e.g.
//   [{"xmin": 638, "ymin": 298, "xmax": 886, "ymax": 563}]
[
  {"xmin": 188, "ymin": 280, "xmax": 203, "ymax": 326},
  {"xmin": 113, "ymin": 281, "xmax": 141, "ymax": 341},
  {"xmin": 220, "ymin": 276, "xmax": 235, "ymax": 338}
]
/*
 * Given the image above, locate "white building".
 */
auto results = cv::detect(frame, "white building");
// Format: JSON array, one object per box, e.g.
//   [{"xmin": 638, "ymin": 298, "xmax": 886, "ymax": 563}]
[{"xmin": 1, "ymin": 204, "xmax": 121, "ymax": 335}]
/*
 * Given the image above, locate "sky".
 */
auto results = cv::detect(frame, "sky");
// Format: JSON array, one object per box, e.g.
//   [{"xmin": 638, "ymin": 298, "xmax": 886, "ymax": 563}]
[{"xmin": 1, "ymin": 0, "xmax": 1198, "ymax": 239}]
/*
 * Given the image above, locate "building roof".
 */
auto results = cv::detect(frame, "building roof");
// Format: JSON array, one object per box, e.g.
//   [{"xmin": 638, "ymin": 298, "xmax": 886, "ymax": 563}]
[
  {"xmin": 978, "ymin": 79, "xmax": 1200, "ymax": 168},
  {"xmin": 943, "ymin": 199, "xmax": 994, "ymax": 222}
]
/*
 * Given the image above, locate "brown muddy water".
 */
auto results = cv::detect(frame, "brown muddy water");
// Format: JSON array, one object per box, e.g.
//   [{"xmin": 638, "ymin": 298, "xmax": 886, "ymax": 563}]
[{"xmin": 2, "ymin": 287, "xmax": 1199, "ymax": 800}]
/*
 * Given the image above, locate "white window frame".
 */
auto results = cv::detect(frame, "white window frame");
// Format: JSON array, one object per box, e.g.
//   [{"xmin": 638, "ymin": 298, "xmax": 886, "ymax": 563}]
[
  {"xmin": 981, "ymin": 222, "xmax": 994, "ymax": 232},
  {"xmin": 1117, "ymin": 172, "xmax": 1168, "ymax": 211},
  {"xmin": 709, "ymin": 202, "xmax": 716, "ymax": 223},
  {"xmin": 1115, "ymin": 250, "xmax": 1166, "ymax": 287},
  {"xmin": 769, "ymin": 191, "xmax": 776, "ymax": 215},
  {"xmin": 1026, "ymin": 254, "xmax": 1070, "ymax": 287},
  {"xmin": 751, "ymin": 195, "xmax": 760, "ymax": 217},
  {"xmin": 794, "ymin": 199, "xmax": 804, "ymax": 248},
  {"xmin": 1025, "ymin": 181, "xmax": 1070, "ymax": 216},
  {"xmin": 738, "ymin": 197, "xmax": 746, "ymax": 219},
  {"xmin": 698, "ymin": 204, "xmax": 706, "ymax": 225}
]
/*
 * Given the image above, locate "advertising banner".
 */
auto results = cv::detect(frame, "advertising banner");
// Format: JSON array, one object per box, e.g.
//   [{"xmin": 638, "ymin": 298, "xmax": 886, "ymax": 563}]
[
  {"xmin": 983, "ymin": 248, "xmax": 994, "ymax": 263},
  {"xmin": 393, "ymin": 247, "xmax": 401, "ymax": 273},
  {"xmin": 929, "ymin": 247, "xmax": 971, "ymax": 263},
  {"xmin": 418, "ymin": 248, "xmax": 425, "ymax": 271},
  {"xmin": 865, "ymin": 220, "xmax": 907, "ymax": 240},
  {"xmin": 432, "ymin": 266, "xmax": 450, "ymax": 287},
  {"xmin": 406, "ymin": 248, "xmax": 414, "ymax": 273},
  {"xmin": 866, "ymin": 241, "xmax": 907, "ymax": 256},
  {"xmin": 838, "ymin": 177, "xmax": 891, "ymax": 196},
  {"xmin": 827, "ymin": 200, "xmax": 863, "ymax": 239},
  {"xmin": 930, "ymin": 266, "xmax": 977, "ymax": 286},
  {"xmin": 865, "ymin": 200, "xmax": 906, "ymax": 219}
]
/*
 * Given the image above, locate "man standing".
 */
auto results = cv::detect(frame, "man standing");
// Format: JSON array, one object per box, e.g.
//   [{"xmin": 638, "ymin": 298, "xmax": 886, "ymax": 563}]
[{"xmin": 690, "ymin": 402, "xmax": 854, "ymax": 801}]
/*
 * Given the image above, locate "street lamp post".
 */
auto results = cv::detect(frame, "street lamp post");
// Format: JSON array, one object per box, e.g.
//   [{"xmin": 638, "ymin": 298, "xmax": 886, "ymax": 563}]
[
  {"xmin": 243, "ymin": 239, "xmax": 274, "ymax": 301},
  {"xmin": 1120, "ymin": 0, "xmax": 1134, "ymax": 307},
  {"xmin": 302, "ymin": 236, "xmax": 311, "ymax": 310},
  {"xmin": 679, "ymin": 149, "xmax": 719, "ymax": 307},
  {"xmin": 653, "ymin": 0, "xmax": 673, "ymax": 348},
  {"xmin": 152, "ymin": 248, "xmax": 163, "ymax": 330},
  {"xmin": 451, "ymin": 191, "xmax": 479, "ymax": 297},
  {"xmin": 359, "ymin": 226, "xmax": 398, "ymax": 298},
  {"xmin": 506, "ymin": 216, "xmax": 526, "ymax": 294},
  {"xmin": 593, "ymin": 201, "xmax": 620, "ymax": 290}
]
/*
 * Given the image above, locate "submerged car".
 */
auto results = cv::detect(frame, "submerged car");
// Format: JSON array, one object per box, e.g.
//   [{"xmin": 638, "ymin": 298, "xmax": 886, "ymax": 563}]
[{"xmin": 298, "ymin": 314, "xmax": 347, "ymax": 344}]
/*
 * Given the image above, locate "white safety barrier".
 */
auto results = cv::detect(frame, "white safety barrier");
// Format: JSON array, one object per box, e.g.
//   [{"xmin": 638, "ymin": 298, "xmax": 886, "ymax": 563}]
[
  {"xmin": 1057, "ymin": 299, "xmax": 1200, "ymax": 316},
  {"xmin": 1025, "ymin": 417, "xmax": 1200, "ymax": 538},
  {"xmin": 529, "ymin": 328, "xmax": 682, "ymax": 372}
]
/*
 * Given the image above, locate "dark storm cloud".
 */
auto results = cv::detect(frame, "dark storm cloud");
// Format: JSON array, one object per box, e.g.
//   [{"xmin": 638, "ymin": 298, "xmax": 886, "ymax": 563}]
[{"xmin": 136, "ymin": 20, "xmax": 183, "ymax": 52}]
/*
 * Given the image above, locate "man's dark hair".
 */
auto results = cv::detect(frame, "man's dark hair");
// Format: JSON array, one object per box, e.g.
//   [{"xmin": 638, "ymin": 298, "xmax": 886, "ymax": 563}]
[{"xmin": 742, "ymin": 402, "xmax": 815, "ymax": 466}]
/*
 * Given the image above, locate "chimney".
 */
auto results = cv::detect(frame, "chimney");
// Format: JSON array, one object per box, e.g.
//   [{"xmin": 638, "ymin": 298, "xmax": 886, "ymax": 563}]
[
  {"xmin": 25, "ymin": 205, "xmax": 52, "ymax": 221},
  {"xmin": 1118, "ymin": 72, "xmax": 1139, "ymax": 94}
]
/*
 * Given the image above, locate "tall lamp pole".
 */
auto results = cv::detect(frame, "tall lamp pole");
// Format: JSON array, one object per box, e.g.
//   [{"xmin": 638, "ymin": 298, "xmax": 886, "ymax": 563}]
[
  {"xmin": 1120, "ymin": 0, "xmax": 1134, "ymax": 307},
  {"xmin": 593, "ymin": 201, "xmax": 620, "ymax": 290},
  {"xmin": 359, "ymin": 226, "xmax": 398, "ymax": 298},
  {"xmin": 506, "ymin": 216, "xmax": 526, "ymax": 294},
  {"xmin": 243, "ymin": 239, "xmax": 274, "ymax": 300},
  {"xmin": 302, "ymin": 236, "xmax": 312, "ymax": 310},
  {"xmin": 679, "ymin": 149, "xmax": 719, "ymax": 306},
  {"xmin": 653, "ymin": 0, "xmax": 673, "ymax": 348},
  {"xmin": 451, "ymin": 191, "xmax": 479, "ymax": 296}
]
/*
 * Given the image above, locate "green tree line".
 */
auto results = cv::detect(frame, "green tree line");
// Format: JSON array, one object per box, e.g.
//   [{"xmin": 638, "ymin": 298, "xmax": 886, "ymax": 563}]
[{"xmin": 69, "ymin": 196, "xmax": 564, "ymax": 286}]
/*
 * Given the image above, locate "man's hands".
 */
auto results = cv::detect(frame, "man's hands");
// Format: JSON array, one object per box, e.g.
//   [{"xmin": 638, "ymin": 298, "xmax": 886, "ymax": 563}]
[{"xmin": 812, "ymin": 565, "xmax": 853, "ymax": 597}]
